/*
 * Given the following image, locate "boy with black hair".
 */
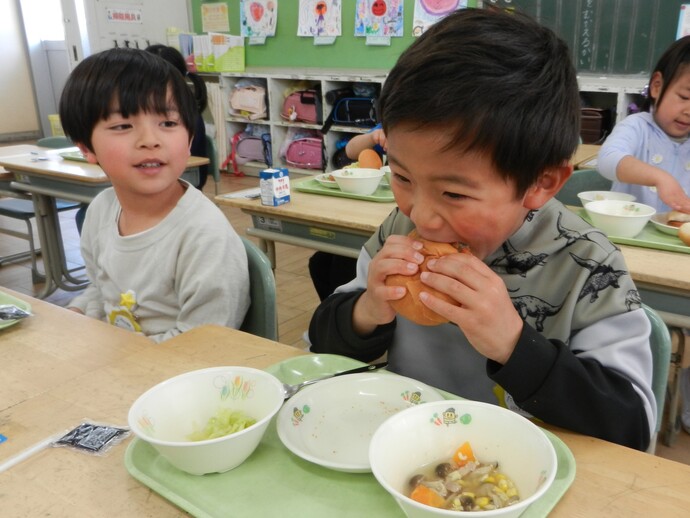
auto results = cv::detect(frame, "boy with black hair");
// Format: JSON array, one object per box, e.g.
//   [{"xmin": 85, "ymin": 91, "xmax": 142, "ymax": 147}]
[
  {"xmin": 61, "ymin": 48, "xmax": 249, "ymax": 342},
  {"xmin": 309, "ymin": 9, "xmax": 656, "ymax": 450}
]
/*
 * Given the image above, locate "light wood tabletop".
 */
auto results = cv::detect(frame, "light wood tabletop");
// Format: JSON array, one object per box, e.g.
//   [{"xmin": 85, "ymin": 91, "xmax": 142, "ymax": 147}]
[{"xmin": 2, "ymin": 289, "xmax": 690, "ymax": 517}]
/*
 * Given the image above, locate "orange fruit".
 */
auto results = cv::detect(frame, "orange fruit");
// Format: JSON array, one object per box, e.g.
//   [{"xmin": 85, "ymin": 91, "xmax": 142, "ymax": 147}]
[{"xmin": 358, "ymin": 149, "xmax": 383, "ymax": 169}]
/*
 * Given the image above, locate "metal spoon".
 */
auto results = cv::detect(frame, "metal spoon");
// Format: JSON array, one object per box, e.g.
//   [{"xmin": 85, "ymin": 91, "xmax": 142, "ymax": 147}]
[{"xmin": 282, "ymin": 361, "xmax": 388, "ymax": 400}]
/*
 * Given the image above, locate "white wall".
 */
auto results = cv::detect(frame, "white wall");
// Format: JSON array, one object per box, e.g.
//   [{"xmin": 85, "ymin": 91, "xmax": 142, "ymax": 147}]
[{"xmin": 0, "ymin": 0, "xmax": 39, "ymax": 139}]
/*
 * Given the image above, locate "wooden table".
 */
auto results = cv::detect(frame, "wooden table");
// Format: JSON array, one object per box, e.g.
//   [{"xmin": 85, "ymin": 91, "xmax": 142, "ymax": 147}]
[
  {"xmin": 0, "ymin": 145, "xmax": 209, "ymax": 298},
  {"xmin": 217, "ymin": 185, "xmax": 396, "ymax": 267},
  {"xmin": 571, "ymin": 143, "xmax": 601, "ymax": 169},
  {"xmin": 1, "ymin": 289, "xmax": 690, "ymax": 517}
]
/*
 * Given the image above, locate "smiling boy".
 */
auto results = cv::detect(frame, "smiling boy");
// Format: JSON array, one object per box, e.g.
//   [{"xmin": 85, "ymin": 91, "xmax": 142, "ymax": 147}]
[
  {"xmin": 309, "ymin": 9, "xmax": 656, "ymax": 450},
  {"xmin": 60, "ymin": 48, "xmax": 249, "ymax": 342}
]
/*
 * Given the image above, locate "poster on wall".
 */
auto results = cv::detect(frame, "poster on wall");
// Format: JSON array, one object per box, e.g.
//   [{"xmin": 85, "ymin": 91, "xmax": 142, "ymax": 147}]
[
  {"xmin": 240, "ymin": 0, "xmax": 278, "ymax": 41},
  {"xmin": 412, "ymin": 0, "xmax": 467, "ymax": 36},
  {"xmin": 202, "ymin": 2, "xmax": 231, "ymax": 33},
  {"xmin": 354, "ymin": 0, "xmax": 404, "ymax": 38},
  {"xmin": 297, "ymin": 0, "xmax": 342, "ymax": 38}
]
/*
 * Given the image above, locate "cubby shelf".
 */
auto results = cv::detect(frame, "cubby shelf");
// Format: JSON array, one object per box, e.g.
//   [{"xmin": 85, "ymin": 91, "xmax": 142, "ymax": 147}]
[{"xmin": 219, "ymin": 67, "xmax": 388, "ymax": 176}]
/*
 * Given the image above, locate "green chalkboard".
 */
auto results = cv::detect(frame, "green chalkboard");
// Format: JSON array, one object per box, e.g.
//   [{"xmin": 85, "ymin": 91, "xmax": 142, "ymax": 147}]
[
  {"xmin": 189, "ymin": 0, "xmax": 478, "ymax": 69},
  {"xmin": 497, "ymin": 0, "xmax": 686, "ymax": 75}
]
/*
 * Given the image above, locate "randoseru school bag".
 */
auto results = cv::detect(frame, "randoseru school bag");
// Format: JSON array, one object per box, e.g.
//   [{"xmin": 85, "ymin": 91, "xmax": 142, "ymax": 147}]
[
  {"xmin": 330, "ymin": 97, "xmax": 377, "ymax": 128},
  {"xmin": 285, "ymin": 137, "xmax": 324, "ymax": 170},
  {"xmin": 224, "ymin": 130, "xmax": 272, "ymax": 176},
  {"xmin": 229, "ymin": 85, "xmax": 267, "ymax": 120},
  {"xmin": 281, "ymin": 90, "xmax": 323, "ymax": 124}
]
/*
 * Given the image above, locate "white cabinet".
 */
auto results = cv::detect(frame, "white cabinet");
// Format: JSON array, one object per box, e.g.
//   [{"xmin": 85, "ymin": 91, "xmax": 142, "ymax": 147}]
[
  {"xmin": 577, "ymin": 74, "xmax": 648, "ymax": 123},
  {"xmin": 219, "ymin": 67, "xmax": 388, "ymax": 176}
]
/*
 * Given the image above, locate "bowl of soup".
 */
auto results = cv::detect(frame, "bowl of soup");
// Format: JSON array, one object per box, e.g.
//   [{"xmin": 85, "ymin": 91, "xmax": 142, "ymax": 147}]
[{"xmin": 369, "ymin": 400, "xmax": 557, "ymax": 517}]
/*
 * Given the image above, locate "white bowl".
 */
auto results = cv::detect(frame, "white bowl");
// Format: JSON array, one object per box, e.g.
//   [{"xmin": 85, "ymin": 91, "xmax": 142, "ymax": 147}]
[
  {"xmin": 369, "ymin": 400, "xmax": 557, "ymax": 518},
  {"xmin": 128, "ymin": 366, "xmax": 284, "ymax": 475},
  {"xmin": 381, "ymin": 165, "xmax": 392, "ymax": 185},
  {"xmin": 584, "ymin": 200, "xmax": 656, "ymax": 238},
  {"xmin": 277, "ymin": 372, "xmax": 444, "ymax": 473},
  {"xmin": 577, "ymin": 190, "xmax": 636, "ymax": 205},
  {"xmin": 331, "ymin": 168, "xmax": 384, "ymax": 195}
]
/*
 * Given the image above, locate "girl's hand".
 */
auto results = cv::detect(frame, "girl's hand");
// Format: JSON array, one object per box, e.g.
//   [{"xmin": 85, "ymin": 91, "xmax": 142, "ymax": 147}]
[
  {"xmin": 656, "ymin": 174, "xmax": 690, "ymax": 213},
  {"xmin": 352, "ymin": 234, "xmax": 424, "ymax": 336},
  {"xmin": 418, "ymin": 253, "xmax": 523, "ymax": 364}
]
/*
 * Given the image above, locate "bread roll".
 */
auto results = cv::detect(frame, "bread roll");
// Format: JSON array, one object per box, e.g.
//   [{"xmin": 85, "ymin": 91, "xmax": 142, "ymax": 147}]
[
  {"xmin": 385, "ymin": 232, "xmax": 470, "ymax": 326},
  {"xmin": 667, "ymin": 211, "xmax": 690, "ymax": 227},
  {"xmin": 679, "ymin": 222, "xmax": 690, "ymax": 246}
]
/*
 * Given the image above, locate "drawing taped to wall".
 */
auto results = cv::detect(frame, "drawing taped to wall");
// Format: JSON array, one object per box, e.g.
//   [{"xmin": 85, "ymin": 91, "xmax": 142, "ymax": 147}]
[
  {"xmin": 412, "ymin": 0, "xmax": 467, "ymax": 36},
  {"xmin": 354, "ymin": 0, "xmax": 404, "ymax": 37},
  {"xmin": 240, "ymin": 0, "xmax": 278, "ymax": 37},
  {"xmin": 298, "ymin": 0, "xmax": 342, "ymax": 37}
]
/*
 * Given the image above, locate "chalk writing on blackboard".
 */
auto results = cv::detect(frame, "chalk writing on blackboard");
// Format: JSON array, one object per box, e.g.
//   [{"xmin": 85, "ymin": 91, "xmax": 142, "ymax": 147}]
[{"xmin": 578, "ymin": 0, "xmax": 595, "ymax": 70}]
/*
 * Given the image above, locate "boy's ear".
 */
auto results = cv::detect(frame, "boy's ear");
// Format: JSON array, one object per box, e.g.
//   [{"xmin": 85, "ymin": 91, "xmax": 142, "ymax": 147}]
[
  {"xmin": 76, "ymin": 143, "xmax": 99, "ymax": 165},
  {"xmin": 523, "ymin": 163, "xmax": 573, "ymax": 210}
]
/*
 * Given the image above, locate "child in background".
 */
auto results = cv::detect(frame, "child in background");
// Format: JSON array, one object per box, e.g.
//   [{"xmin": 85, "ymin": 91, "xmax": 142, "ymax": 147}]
[
  {"xmin": 599, "ymin": 36, "xmax": 690, "ymax": 435},
  {"xmin": 145, "ymin": 44, "xmax": 210, "ymax": 190},
  {"xmin": 598, "ymin": 36, "xmax": 690, "ymax": 213},
  {"xmin": 309, "ymin": 9, "xmax": 656, "ymax": 450},
  {"xmin": 345, "ymin": 124, "xmax": 387, "ymax": 161},
  {"xmin": 308, "ymin": 126, "xmax": 387, "ymax": 301},
  {"xmin": 60, "ymin": 48, "xmax": 250, "ymax": 343}
]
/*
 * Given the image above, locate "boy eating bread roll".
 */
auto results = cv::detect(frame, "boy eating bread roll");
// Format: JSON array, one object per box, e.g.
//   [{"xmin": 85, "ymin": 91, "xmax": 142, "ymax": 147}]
[{"xmin": 308, "ymin": 9, "xmax": 656, "ymax": 451}]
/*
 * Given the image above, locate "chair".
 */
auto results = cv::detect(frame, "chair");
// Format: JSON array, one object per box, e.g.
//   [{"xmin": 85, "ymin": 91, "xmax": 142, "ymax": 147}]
[
  {"xmin": 555, "ymin": 168, "xmax": 612, "ymax": 206},
  {"xmin": 239, "ymin": 236, "xmax": 278, "ymax": 341},
  {"xmin": 181, "ymin": 134, "xmax": 221, "ymax": 195},
  {"xmin": 0, "ymin": 136, "xmax": 80, "ymax": 282},
  {"xmin": 36, "ymin": 136, "xmax": 73, "ymax": 148},
  {"xmin": 642, "ymin": 304, "xmax": 672, "ymax": 454},
  {"xmin": 205, "ymin": 134, "xmax": 221, "ymax": 195}
]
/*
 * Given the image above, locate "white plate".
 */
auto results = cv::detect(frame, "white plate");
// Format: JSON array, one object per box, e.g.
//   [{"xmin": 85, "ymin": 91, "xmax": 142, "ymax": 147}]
[
  {"xmin": 314, "ymin": 173, "xmax": 339, "ymax": 189},
  {"xmin": 276, "ymin": 372, "xmax": 444, "ymax": 473},
  {"xmin": 650, "ymin": 212, "xmax": 680, "ymax": 237}
]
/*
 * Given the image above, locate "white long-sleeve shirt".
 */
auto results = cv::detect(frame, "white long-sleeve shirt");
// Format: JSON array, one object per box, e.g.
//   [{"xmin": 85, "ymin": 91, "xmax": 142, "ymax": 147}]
[{"xmin": 69, "ymin": 183, "xmax": 250, "ymax": 343}]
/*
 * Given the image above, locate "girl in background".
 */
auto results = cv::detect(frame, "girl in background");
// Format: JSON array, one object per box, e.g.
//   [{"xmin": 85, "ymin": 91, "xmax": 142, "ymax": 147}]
[{"xmin": 599, "ymin": 36, "xmax": 690, "ymax": 436}]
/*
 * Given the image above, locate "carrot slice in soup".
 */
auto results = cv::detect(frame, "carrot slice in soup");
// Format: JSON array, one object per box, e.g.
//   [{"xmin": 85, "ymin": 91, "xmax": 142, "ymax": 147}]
[
  {"xmin": 410, "ymin": 484, "xmax": 445, "ymax": 508},
  {"xmin": 453, "ymin": 441, "xmax": 476, "ymax": 467}
]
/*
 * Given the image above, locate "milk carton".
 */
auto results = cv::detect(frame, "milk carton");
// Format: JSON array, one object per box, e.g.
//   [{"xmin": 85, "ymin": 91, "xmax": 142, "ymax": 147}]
[{"xmin": 259, "ymin": 168, "xmax": 290, "ymax": 206}]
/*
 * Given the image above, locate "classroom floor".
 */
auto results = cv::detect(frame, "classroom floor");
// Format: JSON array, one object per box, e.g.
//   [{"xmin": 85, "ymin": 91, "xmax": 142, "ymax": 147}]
[{"xmin": 1, "ymin": 157, "xmax": 690, "ymax": 465}]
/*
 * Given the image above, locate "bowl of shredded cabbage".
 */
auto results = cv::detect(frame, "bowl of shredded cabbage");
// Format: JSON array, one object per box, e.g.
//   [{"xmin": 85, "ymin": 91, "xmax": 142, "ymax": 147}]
[{"xmin": 128, "ymin": 366, "xmax": 284, "ymax": 475}]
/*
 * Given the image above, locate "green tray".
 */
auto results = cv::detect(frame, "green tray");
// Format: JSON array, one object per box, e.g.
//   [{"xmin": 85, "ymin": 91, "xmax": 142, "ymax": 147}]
[
  {"xmin": 124, "ymin": 355, "xmax": 576, "ymax": 517},
  {"xmin": 58, "ymin": 150, "xmax": 87, "ymax": 162},
  {"xmin": 578, "ymin": 209, "xmax": 690, "ymax": 254},
  {"xmin": 0, "ymin": 290, "xmax": 31, "ymax": 331},
  {"xmin": 294, "ymin": 177, "xmax": 394, "ymax": 202}
]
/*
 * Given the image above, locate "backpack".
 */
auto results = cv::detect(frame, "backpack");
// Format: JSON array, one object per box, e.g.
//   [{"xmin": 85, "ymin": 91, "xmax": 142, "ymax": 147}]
[
  {"xmin": 284, "ymin": 137, "xmax": 324, "ymax": 170},
  {"xmin": 229, "ymin": 84, "xmax": 267, "ymax": 120},
  {"xmin": 281, "ymin": 89, "xmax": 323, "ymax": 124},
  {"xmin": 224, "ymin": 130, "xmax": 272, "ymax": 176}
]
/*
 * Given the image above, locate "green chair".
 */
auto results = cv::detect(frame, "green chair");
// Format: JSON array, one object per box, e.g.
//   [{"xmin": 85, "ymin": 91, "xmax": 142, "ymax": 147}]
[
  {"xmin": 205, "ymin": 134, "xmax": 221, "ymax": 195},
  {"xmin": 239, "ymin": 236, "xmax": 278, "ymax": 341},
  {"xmin": 643, "ymin": 304, "xmax": 672, "ymax": 454},
  {"xmin": 36, "ymin": 136, "xmax": 73, "ymax": 148},
  {"xmin": 181, "ymin": 134, "xmax": 221, "ymax": 194},
  {"xmin": 555, "ymin": 168, "xmax": 612, "ymax": 206}
]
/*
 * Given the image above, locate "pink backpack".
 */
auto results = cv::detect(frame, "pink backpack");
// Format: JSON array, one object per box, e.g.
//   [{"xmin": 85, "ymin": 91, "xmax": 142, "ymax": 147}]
[
  {"xmin": 284, "ymin": 137, "xmax": 324, "ymax": 170},
  {"xmin": 281, "ymin": 90, "xmax": 322, "ymax": 124}
]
